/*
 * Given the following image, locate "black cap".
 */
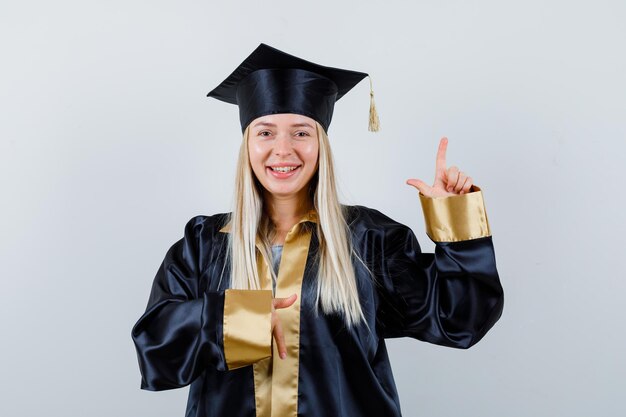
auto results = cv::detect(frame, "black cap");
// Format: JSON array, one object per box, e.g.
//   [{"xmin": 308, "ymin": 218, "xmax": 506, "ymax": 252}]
[{"xmin": 206, "ymin": 43, "xmax": 379, "ymax": 133}]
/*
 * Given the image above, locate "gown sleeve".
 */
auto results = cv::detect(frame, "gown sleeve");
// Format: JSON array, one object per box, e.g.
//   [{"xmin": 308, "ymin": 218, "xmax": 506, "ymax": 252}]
[
  {"xmin": 376, "ymin": 185, "xmax": 504, "ymax": 349},
  {"xmin": 131, "ymin": 216, "xmax": 273, "ymax": 391}
]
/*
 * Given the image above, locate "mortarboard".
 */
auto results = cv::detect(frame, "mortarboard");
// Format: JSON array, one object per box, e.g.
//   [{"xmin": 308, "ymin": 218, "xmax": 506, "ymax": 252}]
[{"xmin": 206, "ymin": 43, "xmax": 380, "ymax": 133}]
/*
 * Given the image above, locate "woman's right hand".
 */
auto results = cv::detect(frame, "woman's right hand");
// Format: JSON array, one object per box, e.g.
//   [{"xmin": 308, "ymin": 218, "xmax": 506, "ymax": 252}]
[{"xmin": 272, "ymin": 293, "xmax": 297, "ymax": 360}]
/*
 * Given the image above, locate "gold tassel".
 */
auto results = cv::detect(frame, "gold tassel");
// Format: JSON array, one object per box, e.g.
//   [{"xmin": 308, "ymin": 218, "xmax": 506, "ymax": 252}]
[{"xmin": 368, "ymin": 75, "xmax": 380, "ymax": 132}]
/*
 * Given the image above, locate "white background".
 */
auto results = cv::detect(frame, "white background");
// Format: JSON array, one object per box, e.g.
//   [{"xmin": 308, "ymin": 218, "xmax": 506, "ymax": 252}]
[{"xmin": 1, "ymin": 0, "xmax": 624, "ymax": 416}]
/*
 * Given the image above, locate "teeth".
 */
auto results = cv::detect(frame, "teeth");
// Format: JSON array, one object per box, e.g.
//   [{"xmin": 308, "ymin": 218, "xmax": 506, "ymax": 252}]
[{"xmin": 271, "ymin": 166, "xmax": 298, "ymax": 173}]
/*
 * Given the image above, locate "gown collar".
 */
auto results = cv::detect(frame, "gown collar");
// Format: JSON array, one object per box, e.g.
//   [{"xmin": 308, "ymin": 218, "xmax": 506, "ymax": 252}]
[{"xmin": 218, "ymin": 208, "xmax": 318, "ymax": 234}]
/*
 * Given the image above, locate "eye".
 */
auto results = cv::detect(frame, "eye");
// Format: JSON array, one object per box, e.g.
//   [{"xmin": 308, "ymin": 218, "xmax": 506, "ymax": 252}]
[
  {"xmin": 295, "ymin": 131, "xmax": 309, "ymax": 137},
  {"xmin": 258, "ymin": 130, "xmax": 272, "ymax": 137}
]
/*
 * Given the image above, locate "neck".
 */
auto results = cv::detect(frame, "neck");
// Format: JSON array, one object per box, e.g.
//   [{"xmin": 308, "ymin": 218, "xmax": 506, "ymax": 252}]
[{"xmin": 263, "ymin": 189, "xmax": 312, "ymax": 234}]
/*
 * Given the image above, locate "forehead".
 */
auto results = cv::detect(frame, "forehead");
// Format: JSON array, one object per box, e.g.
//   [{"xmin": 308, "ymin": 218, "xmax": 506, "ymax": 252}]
[{"xmin": 250, "ymin": 113, "xmax": 317, "ymax": 129}]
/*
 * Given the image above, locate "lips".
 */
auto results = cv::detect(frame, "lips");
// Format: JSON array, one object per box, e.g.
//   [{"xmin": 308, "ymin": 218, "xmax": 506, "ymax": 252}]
[{"xmin": 266, "ymin": 165, "xmax": 301, "ymax": 179}]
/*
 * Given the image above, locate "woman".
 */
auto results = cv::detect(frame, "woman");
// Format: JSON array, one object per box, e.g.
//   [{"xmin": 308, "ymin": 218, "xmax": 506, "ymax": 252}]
[{"xmin": 131, "ymin": 43, "xmax": 504, "ymax": 417}]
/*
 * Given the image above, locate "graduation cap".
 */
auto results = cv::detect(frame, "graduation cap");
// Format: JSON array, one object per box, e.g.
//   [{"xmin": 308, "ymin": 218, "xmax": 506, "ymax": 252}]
[{"xmin": 206, "ymin": 43, "xmax": 380, "ymax": 133}]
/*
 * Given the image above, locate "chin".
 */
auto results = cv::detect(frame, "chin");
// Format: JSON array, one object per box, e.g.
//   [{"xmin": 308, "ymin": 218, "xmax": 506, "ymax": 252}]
[
  {"xmin": 260, "ymin": 182, "xmax": 306, "ymax": 196},
  {"xmin": 266, "ymin": 188, "xmax": 304, "ymax": 198}
]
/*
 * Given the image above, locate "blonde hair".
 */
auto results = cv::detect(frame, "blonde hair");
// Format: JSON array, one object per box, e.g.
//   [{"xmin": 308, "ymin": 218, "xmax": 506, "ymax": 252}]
[{"xmin": 224, "ymin": 121, "xmax": 369, "ymax": 329}]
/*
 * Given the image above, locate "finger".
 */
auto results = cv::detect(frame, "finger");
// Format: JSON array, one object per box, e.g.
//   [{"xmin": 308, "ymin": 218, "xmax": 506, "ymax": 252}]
[
  {"xmin": 406, "ymin": 178, "xmax": 433, "ymax": 196},
  {"xmin": 272, "ymin": 316, "xmax": 287, "ymax": 359},
  {"xmin": 446, "ymin": 166, "xmax": 460, "ymax": 192},
  {"xmin": 434, "ymin": 137, "xmax": 448, "ymax": 186},
  {"xmin": 454, "ymin": 171, "xmax": 466, "ymax": 193},
  {"xmin": 273, "ymin": 294, "xmax": 297, "ymax": 310},
  {"xmin": 459, "ymin": 176, "xmax": 473, "ymax": 194}
]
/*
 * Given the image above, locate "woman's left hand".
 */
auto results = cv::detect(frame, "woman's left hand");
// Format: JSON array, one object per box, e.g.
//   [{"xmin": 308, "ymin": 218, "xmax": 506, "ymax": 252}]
[{"xmin": 406, "ymin": 137, "xmax": 474, "ymax": 197}]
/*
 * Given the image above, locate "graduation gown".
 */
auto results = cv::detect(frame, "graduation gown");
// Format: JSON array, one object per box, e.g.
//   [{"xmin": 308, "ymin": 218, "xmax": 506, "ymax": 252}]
[{"xmin": 131, "ymin": 186, "xmax": 504, "ymax": 417}]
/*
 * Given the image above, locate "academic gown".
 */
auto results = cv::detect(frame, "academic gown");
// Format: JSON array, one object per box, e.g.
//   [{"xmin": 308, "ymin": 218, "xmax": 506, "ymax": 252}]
[{"xmin": 131, "ymin": 186, "xmax": 504, "ymax": 417}]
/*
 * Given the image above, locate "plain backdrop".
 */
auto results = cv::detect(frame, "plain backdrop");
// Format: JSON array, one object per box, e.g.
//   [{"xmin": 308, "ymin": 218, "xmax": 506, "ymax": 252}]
[{"xmin": 1, "ymin": 0, "xmax": 624, "ymax": 416}]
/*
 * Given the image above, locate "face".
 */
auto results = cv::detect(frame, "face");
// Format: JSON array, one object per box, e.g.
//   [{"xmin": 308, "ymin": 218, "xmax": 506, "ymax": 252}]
[{"xmin": 247, "ymin": 113, "xmax": 319, "ymax": 201}]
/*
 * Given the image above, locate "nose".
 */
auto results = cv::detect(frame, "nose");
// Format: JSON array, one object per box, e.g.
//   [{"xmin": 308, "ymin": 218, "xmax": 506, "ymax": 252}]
[{"xmin": 273, "ymin": 133, "xmax": 293, "ymax": 156}]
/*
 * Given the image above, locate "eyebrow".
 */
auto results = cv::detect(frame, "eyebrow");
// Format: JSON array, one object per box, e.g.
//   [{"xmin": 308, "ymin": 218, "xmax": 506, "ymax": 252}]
[{"xmin": 252, "ymin": 121, "xmax": 314, "ymax": 129}]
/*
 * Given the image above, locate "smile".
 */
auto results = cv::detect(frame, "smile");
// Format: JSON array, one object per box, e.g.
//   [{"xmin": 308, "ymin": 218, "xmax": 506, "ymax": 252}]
[
  {"xmin": 267, "ymin": 165, "xmax": 301, "ymax": 178},
  {"xmin": 270, "ymin": 166, "xmax": 299, "ymax": 172}
]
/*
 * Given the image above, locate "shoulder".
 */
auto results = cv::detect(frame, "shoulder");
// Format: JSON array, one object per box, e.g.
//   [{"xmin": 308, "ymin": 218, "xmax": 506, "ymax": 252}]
[
  {"xmin": 182, "ymin": 212, "xmax": 231, "ymax": 240},
  {"xmin": 341, "ymin": 205, "xmax": 420, "ymax": 260},
  {"xmin": 341, "ymin": 204, "xmax": 412, "ymax": 235}
]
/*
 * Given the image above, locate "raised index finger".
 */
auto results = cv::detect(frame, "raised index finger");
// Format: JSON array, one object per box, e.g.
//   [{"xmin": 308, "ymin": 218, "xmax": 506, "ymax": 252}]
[{"xmin": 435, "ymin": 137, "xmax": 448, "ymax": 181}]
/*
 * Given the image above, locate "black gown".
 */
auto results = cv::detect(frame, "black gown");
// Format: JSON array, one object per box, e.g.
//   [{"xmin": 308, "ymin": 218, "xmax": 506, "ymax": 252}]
[{"xmin": 131, "ymin": 187, "xmax": 504, "ymax": 417}]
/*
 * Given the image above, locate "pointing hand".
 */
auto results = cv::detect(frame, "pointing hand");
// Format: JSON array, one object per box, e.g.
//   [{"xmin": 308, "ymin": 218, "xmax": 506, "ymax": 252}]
[{"xmin": 406, "ymin": 137, "xmax": 474, "ymax": 197}]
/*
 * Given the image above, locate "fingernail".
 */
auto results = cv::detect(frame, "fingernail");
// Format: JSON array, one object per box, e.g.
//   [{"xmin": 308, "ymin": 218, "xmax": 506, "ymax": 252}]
[{"xmin": 280, "ymin": 352, "xmax": 286, "ymax": 359}]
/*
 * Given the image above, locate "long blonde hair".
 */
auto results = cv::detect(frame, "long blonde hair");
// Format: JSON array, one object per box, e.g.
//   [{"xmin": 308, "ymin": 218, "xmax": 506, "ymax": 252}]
[{"xmin": 224, "ymin": 121, "xmax": 369, "ymax": 329}]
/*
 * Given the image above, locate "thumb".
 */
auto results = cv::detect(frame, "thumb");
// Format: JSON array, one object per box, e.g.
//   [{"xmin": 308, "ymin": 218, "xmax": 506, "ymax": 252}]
[
  {"xmin": 273, "ymin": 293, "xmax": 297, "ymax": 310},
  {"xmin": 406, "ymin": 179, "xmax": 432, "ymax": 196}
]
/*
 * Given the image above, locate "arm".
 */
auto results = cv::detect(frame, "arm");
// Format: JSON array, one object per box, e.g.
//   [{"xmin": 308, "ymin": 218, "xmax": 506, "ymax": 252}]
[
  {"xmin": 130, "ymin": 216, "xmax": 272, "ymax": 391},
  {"xmin": 379, "ymin": 136, "xmax": 504, "ymax": 347}
]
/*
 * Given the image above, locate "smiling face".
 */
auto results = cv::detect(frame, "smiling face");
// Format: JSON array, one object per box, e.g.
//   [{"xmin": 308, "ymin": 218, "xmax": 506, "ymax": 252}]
[{"xmin": 247, "ymin": 113, "xmax": 319, "ymax": 203}]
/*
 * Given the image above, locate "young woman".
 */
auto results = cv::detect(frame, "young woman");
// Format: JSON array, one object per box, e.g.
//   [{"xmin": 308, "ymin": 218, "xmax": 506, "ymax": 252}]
[{"xmin": 131, "ymin": 43, "xmax": 504, "ymax": 417}]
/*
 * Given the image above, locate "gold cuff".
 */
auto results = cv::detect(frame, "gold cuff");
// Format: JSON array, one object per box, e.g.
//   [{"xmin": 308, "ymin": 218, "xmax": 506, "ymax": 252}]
[
  {"xmin": 419, "ymin": 185, "xmax": 491, "ymax": 242},
  {"xmin": 223, "ymin": 289, "xmax": 273, "ymax": 370}
]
